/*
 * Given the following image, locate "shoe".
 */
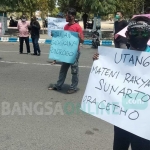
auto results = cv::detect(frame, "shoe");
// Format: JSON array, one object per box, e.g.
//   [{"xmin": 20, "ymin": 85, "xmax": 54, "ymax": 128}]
[
  {"xmin": 67, "ymin": 89, "xmax": 76, "ymax": 94},
  {"xmin": 48, "ymin": 84, "xmax": 61, "ymax": 91},
  {"xmin": 27, "ymin": 52, "xmax": 31, "ymax": 55},
  {"xmin": 31, "ymin": 53, "xmax": 37, "ymax": 55},
  {"xmin": 48, "ymin": 87, "xmax": 58, "ymax": 90},
  {"xmin": 20, "ymin": 52, "xmax": 23, "ymax": 54},
  {"xmin": 37, "ymin": 53, "xmax": 40, "ymax": 56},
  {"xmin": 51, "ymin": 60, "xmax": 56, "ymax": 65}
]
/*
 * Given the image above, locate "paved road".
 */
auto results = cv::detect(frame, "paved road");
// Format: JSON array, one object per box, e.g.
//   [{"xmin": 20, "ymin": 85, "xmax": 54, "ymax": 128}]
[{"xmin": 0, "ymin": 43, "xmax": 114, "ymax": 150}]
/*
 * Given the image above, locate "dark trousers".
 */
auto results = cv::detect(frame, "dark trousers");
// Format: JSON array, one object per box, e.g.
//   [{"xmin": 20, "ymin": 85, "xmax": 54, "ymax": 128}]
[
  {"xmin": 19, "ymin": 37, "xmax": 30, "ymax": 53},
  {"xmin": 114, "ymin": 40, "xmax": 127, "ymax": 49},
  {"xmin": 32, "ymin": 37, "xmax": 40, "ymax": 54},
  {"xmin": 83, "ymin": 20, "xmax": 87, "ymax": 29},
  {"xmin": 54, "ymin": 52, "xmax": 80, "ymax": 90},
  {"xmin": 126, "ymin": 43, "xmax": 130, "ymax": 49},
  {"xmin": 113, "ymin": 126, "xmax": 150, "ymax": 150}
]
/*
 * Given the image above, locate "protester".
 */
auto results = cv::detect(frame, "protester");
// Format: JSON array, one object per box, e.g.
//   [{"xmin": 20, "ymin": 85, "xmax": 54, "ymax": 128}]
[
  {"xmin": 114, "ymin": 11, "xmax": 128, "ymax": 48},
  {"xmin": 17, "ymin": 15, "xmax": 30, "ymax": 54},
  {"xmin": 48, "ymin": 8, "xmax": 84, "ymax": 94},
  {"xmin": 9, "ymin": 16, "xmax": 15, "ymax": 27},
  {"xmin": 51, "ymin": 12, "xmax": 64, "ymax": 64},
  {"xmin": 29, "ymin": 16, "xmax": 41, "ymax": 56},
  {"xmin": 145, "ymin": 7, "xmax": 150, "ymax": 14},
  {"xmin": 82, "ymin": 13, "xmax": 88, "ymax": 29},
  {"xmin": 93, "ymin": 16, "xmax": 150, "ymax": 150}
]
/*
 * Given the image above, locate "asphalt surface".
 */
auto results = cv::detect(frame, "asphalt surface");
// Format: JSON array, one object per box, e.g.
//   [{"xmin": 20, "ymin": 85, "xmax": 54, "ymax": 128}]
[{"xmin": 0, "ymin": 43, "xmax": 114, "ymax": 150}]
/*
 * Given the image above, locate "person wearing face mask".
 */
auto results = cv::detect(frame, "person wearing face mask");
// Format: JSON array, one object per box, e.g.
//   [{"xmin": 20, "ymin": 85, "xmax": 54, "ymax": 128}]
[
  {"xmin": 93, "ymin": 16, "xmax": 150, "ymax": 150},
  {"xmin": 145, "ymin": 7, "xmax": 150, "ymax": 14},
  {"xmin": 48, "ymin": 8, "xmax": 84, "ymax": 94},
  {"xmin": 17, "ymin": 15, "xmax": 30, "ymax": 54},
  {"xmin": 114, "ymin": 11, "xmax": 128, "ymax": 49}
]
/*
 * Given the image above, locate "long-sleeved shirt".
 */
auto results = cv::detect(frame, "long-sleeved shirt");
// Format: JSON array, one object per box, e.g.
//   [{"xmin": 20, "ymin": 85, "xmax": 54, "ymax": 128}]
[
  {"xmin": 17, "ymin": 21, "xmax": 30, "ymax": 37},
  {"xmin": 29, "ymin": 21, "xmax": 41, "ymax": 38}
]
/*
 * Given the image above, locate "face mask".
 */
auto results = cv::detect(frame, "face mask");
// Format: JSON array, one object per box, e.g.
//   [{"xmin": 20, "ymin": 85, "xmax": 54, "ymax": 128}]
[
  {"xmin": 129, "ymin": 35, "xmax": 149, "ymax": 50},
  {"xmin": 115, "ymin": 15, "xmax": 120, "ymax": 19},
  {"xmin": 22, "ymin": 19, "xmax": 26, "ymax": 22}
]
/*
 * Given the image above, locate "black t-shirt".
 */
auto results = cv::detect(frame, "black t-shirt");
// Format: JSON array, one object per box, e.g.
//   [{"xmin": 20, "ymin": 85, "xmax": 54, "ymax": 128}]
[
  {"xmin": 114, "ymin": 20, "xmax": 128, "ymax": 43},
  {"xmin": 82, "ymin": 14, "xmax": 88, "ymax": 21},
  {"xmin": 29, "ymin": 21, "xmax": 41, "ymax": 38}
]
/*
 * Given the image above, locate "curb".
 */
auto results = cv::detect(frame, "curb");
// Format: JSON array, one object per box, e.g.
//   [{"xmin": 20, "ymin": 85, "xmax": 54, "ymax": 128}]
[{"xmin": 0, "ymin": 37, "xmax": 114, "ymax": 46}]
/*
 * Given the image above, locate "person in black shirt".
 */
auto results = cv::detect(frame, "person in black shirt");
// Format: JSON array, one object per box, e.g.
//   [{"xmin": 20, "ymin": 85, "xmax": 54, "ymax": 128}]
[
  {"xmin": 29, "ymin": 16, "xmax": 41, "ymax": 56},
  {"xmin": 114, "ymin": 11, "xmax": 128, "ymax": 49},
  {"xmin": 145, "ymin": 7, "xmax": 150, "ymax": 14},
  {"xmin": 82, "ymin": 13, "xmax": 88, "ymax": 29}
]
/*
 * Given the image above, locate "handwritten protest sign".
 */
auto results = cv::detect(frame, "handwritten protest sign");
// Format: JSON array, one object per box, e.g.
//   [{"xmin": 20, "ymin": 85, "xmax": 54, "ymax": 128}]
[
  {"xmin": 49, "ymin": 30, "xmax": 79, "ymax": 63},
  {"xmin": 81, "ymin": 46, "xmax": 150, "ymax": 140},
  {"xmin": 48, "ymin": 17, "xmax": 67, "ymax": 36}
]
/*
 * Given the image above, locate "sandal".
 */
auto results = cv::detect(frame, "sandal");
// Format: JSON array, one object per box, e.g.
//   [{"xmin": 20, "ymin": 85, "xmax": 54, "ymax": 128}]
[
  {"xmin": 67, "ymin": 89, "xmax": 76, "ymax": 94},
  {"xmin": 48, "ymin": 87, "xmax": 57, "ymax": 90},
  {"xmin": 51, "ymin": 60, "xmax": 56, "ymax": 65}
]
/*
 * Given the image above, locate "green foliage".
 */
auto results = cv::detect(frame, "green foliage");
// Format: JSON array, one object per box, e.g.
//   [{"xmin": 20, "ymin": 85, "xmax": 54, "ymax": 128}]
[
  {"xmin": 58, "ymin": 0, "xmax": 116, "ymax": 15},
  {"xmin": 1, "ymin": 0, "xmax": 148, "ymax": 19},
  {"xmin": 0, "ymin": 0, "xmax": 56, "ymax": 17},
  {"xmin": 115, "ymin": 0, "xmax": 145, "ymax": 17},
  {"xmin": 50, "ymin": 7, "xmax": 59, "ymax": 17}
]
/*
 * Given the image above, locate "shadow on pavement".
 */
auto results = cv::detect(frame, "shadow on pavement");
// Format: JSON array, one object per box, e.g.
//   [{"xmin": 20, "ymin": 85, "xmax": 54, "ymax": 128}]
[
  {"xmin": 47, "ymin": 61, "xmax": 62, "ymax": 65},
  {"xmin": 48, "ymin": 84, "xmax": 80, "ymax": 94}
]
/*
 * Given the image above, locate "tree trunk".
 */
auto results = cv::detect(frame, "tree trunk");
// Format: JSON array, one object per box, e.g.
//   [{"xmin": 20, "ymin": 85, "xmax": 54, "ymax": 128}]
[{"xmin": 30, "ymin": 10, "xmax": 33, "ymax": 18}]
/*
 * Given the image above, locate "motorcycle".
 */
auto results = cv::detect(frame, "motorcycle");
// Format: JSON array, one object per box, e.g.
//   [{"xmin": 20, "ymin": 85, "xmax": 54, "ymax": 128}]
[{"xmin": 90, "ymin": 27, "xmax": 100, "ymax": 48}]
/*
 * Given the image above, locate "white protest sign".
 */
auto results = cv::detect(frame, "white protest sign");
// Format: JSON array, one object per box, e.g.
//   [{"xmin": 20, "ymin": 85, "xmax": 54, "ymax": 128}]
[
  {"xmin": 48, "ymin": 17, "xmax": 67, "ymax": 36},
  {"xmin": 81, "ymin": 46, "xmax": 150, "ymax": 140}
]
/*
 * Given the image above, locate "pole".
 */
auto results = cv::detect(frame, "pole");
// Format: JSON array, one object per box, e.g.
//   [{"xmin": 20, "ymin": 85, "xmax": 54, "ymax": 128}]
[
  {"xmin": 93, "ymin": 14, "xmax": 97, "ymax": 30},
  {"xmin": 142, "ymin": 1, "xmax": 144, "ymax": 14},
  {"xmin": 2, "ymin": 13, "xmax": 5, "ymax": 35}
]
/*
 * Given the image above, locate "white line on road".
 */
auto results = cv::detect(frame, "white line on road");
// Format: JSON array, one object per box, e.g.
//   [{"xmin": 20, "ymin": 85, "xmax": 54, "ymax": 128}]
[
  {"xmin": 0, "ymin": 51, "xmax": 49, "ymax": 54},
  {"xmin": 0, "ymin": 60, "xmax": 91, "ymax": 68}
]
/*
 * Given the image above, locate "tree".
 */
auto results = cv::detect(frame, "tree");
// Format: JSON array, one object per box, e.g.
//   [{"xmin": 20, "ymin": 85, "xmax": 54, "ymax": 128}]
[
  {"xmin": 85, "ymin": 0, "xmax": 116, "ymax": 15},
  {"xmin": 58, "ymin": 0, "xmax": 116, "ymax": 15},
  {"xmin": 0, "ymin": 0, "xmax": 56, "ymax": 17},
  {"xmin": 57, "ymin": 0, "xmax": 83, "ymax": 12}
]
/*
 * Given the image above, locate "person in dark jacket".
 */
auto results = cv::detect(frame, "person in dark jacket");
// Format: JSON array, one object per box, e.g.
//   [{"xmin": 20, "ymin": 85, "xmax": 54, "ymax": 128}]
[
  {"xmin": 30, "ymin": 16, "xmax": 41, "ymax": 56},
  {"xmin": 145, "ymin": 7, "xmax": 150, "ymax": 14},
  {"xmin": 82, "ymin": 13, "xmax": 88, "ymax": 29},
  {"xmin": 114, "ymin": 11, "xmax": 128, "ymax": 48}
]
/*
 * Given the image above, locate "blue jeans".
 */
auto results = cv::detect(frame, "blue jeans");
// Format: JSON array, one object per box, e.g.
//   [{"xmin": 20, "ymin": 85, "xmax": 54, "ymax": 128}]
[
  {"xmin": 32, "ymin": 37, "xmax": 40, "ymax": 54},
  {"xmin": 54, "ymin": 52, "xmax": 80, "ymax": 90}
]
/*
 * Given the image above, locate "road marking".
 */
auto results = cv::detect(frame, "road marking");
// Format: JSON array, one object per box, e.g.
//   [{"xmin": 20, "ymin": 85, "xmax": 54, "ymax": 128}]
[
  {"xmin": 0, "ymin": 60, "xmax": 91, "ymax": 68},
  {"xmin": 0, "ymin": 51, "xmax": 49, "ymax": 54}
]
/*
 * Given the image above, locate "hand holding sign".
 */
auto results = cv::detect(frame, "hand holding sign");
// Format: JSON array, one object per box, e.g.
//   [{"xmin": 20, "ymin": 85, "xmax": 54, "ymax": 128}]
[
  {"xmin": 49, "ymin": 30, "xmax": 79, "ymax": 64},
  {"xmin": 93, "ymin": 53, "xmax": 99, "ymax": 61}
]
